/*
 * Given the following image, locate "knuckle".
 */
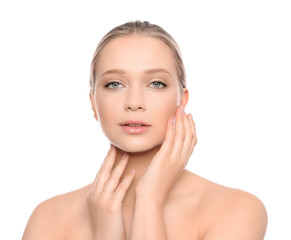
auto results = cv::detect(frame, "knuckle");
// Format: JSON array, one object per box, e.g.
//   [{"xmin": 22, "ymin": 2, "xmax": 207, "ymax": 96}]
[
  {"xmin": 167, "ymin": 135, "xmax": 175, "ymax": 143},
  {"xmin": 175, "ymin": 133, "xmax": 184, "ymax": 141},
  {"xmin": 109, "ymin": 176, "xmax": 119, "ymax": 186},
  {"xmin": 98, "ymin": 196, "xmax": 109, "ymax": 208},
  {"xmin": 180, "ymin": 131, "xmax": 186, "ymax": 139},
  {"xmin": 106, "ymin": 201, "xmax": 120, "ymax": 213},
  {"xmin": 187, "ymin": 131, "xmax": 194, "ymax": 139}
]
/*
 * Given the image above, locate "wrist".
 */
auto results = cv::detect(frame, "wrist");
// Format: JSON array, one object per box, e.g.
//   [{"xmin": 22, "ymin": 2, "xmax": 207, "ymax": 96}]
[{"xmin": 135, "ymin": 189, "xmax": 166, "ymax": 206}]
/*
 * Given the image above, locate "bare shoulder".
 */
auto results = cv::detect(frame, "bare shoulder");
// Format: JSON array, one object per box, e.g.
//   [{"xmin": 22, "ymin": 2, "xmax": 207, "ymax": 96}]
[
  {"xmin": 22, "ymin": 185, "xmax": 91, "ymax": 240},
  {"xmin": 182, "ymin": 170, "xmax": 268, "ymax": 240}
]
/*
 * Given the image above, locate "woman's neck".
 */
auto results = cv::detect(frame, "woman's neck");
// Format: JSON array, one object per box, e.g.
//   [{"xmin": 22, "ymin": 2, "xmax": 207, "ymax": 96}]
[{"xmin": 114, "ymin": 145, "xmax": 162, "ymax": 208}]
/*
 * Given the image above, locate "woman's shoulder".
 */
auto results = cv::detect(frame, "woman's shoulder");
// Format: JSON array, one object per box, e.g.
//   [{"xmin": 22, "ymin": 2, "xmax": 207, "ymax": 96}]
[
  {"xmin": 181, "ymin": 170, "xmax": 268, "ymax": 239},
  {"xmin": 181, "ymin": 169, "xmax": 266, "ymax": 206},
  {"xmin": 22, "ymin": 185, "xmax": 91, "ymax": 240}
]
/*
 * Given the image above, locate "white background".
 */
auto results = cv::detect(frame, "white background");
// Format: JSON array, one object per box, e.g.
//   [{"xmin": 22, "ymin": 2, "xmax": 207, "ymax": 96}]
[{"xmin": 0, "ymin": 0, "xmax": 290, "ymax": 239}]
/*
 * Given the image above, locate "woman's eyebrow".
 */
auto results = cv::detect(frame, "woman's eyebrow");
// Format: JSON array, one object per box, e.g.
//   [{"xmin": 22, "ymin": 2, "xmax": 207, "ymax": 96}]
[
  {"xmin": 100, "ymin": 68, "xmax": 173, "ymax": 77},
  {"xmin": 101, "ymin": 69, "xmax": 125, "ymax": 77},
  {"xmin": 144, "ymin": 68, "xmax": 172, "ymax": 76}
]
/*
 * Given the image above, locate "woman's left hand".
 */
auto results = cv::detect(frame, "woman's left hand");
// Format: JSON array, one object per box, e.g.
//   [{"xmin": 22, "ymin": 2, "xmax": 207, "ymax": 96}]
[{"xmin": 135, "ymin": 105, "xmax": 197, "ymax": 204}]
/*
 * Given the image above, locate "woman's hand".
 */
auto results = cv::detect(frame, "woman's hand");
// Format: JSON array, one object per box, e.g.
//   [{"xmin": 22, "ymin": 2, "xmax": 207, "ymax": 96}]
[
  {"xmin": 87, "ymin": 145, "xmax": 136, "ymax": 240},
  {"xmin": 135, "ymin": 106, "xmax": 197, "ymax": 204}
]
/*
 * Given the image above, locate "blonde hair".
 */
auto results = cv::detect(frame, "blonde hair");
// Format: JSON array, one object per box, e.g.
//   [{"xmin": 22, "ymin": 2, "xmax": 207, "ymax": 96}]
[{"xmin": 89, "ymin": 20, "xmax": 186, "ymax": 95}]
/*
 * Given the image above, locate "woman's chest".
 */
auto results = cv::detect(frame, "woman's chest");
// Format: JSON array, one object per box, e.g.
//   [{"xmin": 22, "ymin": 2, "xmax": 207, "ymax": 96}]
[{"xmin": 122, "ymin": 199, "xmax": 203, "ymax": 240}]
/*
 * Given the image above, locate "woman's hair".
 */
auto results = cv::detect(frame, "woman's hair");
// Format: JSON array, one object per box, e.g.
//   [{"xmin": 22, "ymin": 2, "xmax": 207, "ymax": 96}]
[{"xmin": 89, "ymin": 20, "xmax": 186, "ymax": 95}]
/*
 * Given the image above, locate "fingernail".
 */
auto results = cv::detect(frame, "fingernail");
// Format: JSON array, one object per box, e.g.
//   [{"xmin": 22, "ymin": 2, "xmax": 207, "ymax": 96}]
[
  {"xmin": 170, "ymin": 118, "xmax": 174, "ymax": 124},
  {"xmin": 122, "ymin": 153, "xmax": 128, "ymax": 158},
  {"xmin": 130, "ymin": 170, "xmax": 135, "ymax": 175},
  {"xmin": 180, "ymin": 106, "xmax": 184, "ymax": 114},
  {"xmin": 188, "ymin": 113, "xmax": 193, "ymax": 119}
]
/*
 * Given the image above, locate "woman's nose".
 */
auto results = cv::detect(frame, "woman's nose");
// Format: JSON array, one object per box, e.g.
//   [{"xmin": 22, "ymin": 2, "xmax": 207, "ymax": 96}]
[{"xmin": 124, "ymin": 87, "xmax": 146, "ymax": 112}]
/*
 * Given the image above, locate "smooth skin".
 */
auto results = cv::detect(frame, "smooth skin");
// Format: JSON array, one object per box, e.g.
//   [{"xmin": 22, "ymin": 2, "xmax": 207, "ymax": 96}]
[
  {"xmin": 130, "ymin": 105, "xmax": 197, "ymax": 239},
  {"xmin": 22, "ymin": 35, "xmax": 267, "ymax": 240},
  {"xmin": 87, "ymin": 105, "xmax": 196, "ymax": 240},
  {"xmin": 87, "ymin": 146, "xmax": 134, "ymax": 240},
  {"xmin": 135, "ymin": 106, "xmax": 196, "ymax": 204}
]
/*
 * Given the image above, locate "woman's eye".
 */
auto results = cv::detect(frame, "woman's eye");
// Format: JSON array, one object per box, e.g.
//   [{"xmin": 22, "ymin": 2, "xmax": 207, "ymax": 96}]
[
  {"xmin": 150, "ymin": 81, "xmax": 167, "ymax": 88},
  {"xmin": 104, "ymin": 81, "xmax": 167, "ymax": 89},
  {"xmin": 104, "ymin": 82, "xmax": 122, "ymax": 88}
]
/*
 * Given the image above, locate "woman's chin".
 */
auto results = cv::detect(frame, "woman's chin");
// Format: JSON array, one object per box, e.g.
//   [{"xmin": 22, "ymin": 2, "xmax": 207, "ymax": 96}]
[{"xmin": 113, "ymin": 141, "xmax": 163, "ymax": 154}]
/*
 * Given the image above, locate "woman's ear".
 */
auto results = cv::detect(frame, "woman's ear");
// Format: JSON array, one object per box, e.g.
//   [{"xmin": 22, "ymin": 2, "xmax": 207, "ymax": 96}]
[
  {"xmin": 180, "ymin": 88, "xmax": 189, "ymax": 108},
  {"xmin": 89, "ymin": 93, "xmax": 98, "ymax": 121}
]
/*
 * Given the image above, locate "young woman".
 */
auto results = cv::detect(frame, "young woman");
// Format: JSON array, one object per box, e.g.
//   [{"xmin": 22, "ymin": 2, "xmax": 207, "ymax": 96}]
[{"xmin": 22, "ymin": 20, "xmax": 267, "ymax": 240}]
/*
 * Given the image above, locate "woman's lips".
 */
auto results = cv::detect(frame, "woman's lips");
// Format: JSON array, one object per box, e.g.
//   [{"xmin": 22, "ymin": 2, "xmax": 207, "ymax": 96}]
[
  {"xmin": 119, "ymin": 120, "xmax": 151, "ymax": 134},
  {"xmin": 121, "ymin": 125, "xmax": 150, "ymax": 134}
]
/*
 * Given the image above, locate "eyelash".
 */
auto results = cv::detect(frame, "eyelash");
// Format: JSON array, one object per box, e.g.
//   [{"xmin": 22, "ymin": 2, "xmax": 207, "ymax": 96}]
[{"xmin": 104, "ymin": 81, "xmax": 168, "ymax": 89}]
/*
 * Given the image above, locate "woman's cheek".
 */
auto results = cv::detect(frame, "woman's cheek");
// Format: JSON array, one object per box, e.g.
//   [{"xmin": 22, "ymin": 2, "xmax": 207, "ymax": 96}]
[
  {"xmin": 152, "ymin": 95, "xmax": 177, "ymax": 118},
  {"xmin": 95, "ymin": 99, "xmax": 116, "ymax": 131}
]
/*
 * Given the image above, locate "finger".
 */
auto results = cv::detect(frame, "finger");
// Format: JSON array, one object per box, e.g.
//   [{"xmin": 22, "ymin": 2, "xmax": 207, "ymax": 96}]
[
  {"xmin": 89, "ymin": 170, "xmax": 100, "ymax": 197},
  {"xmin": 181, "ymin": 111, "xmax": 194, "ymax": 162},
  {"xmin": 99, "ymin": 143, "xmax": 114, "ymax": 170},
  {"xmin": 186, "ymin": 114, "xmax": 197, "ymax": 160},
  {"xmin": 171, "ymin": 106, "xmax": 185, "ymax": 160},
  {"xmin": 158, "ymin": 117, "xmax": 175, "ymax": 157},
  {"xmin": 90, "ymin": 146, "xmax": 113, "ymax": 195},
  {"xmin": 94, "ymin": 145, "xmax": 117, "ymax": 194},
  {"xmin": 114, "ymin": 170, "xmax": 136, "ymax": 202},
  {"xmin": 102, "ymin": 153, "xmax": 130, "ymax": 195}
]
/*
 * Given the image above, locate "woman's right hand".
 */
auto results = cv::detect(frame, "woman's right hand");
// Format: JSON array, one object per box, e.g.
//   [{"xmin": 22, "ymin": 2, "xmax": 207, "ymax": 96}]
[{"xmin": 87, "ymin": 145, "xmax": 135, "ymax": 240}]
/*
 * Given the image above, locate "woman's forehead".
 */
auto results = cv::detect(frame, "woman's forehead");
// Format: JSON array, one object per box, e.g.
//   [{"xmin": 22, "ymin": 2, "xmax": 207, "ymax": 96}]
[
  {"xmin": 99, "ymin": 68, "xmax": 174, "ymax": 79},
  {"xmin": 96, "ymin": 35, "xmax": 177, "ymax": 77}
]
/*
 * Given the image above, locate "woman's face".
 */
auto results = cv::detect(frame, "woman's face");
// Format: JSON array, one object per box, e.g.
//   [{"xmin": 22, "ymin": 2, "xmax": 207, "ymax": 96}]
[{"xmin": 90, "ymin": 35, "xmax": 188, "ymax": 153}]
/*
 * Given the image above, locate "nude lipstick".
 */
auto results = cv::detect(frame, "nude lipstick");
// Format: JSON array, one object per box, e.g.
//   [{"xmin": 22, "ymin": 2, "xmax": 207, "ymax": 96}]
[{"xmin": 119, "ymin": 120, "xmax": 151, "ymax": 134}]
